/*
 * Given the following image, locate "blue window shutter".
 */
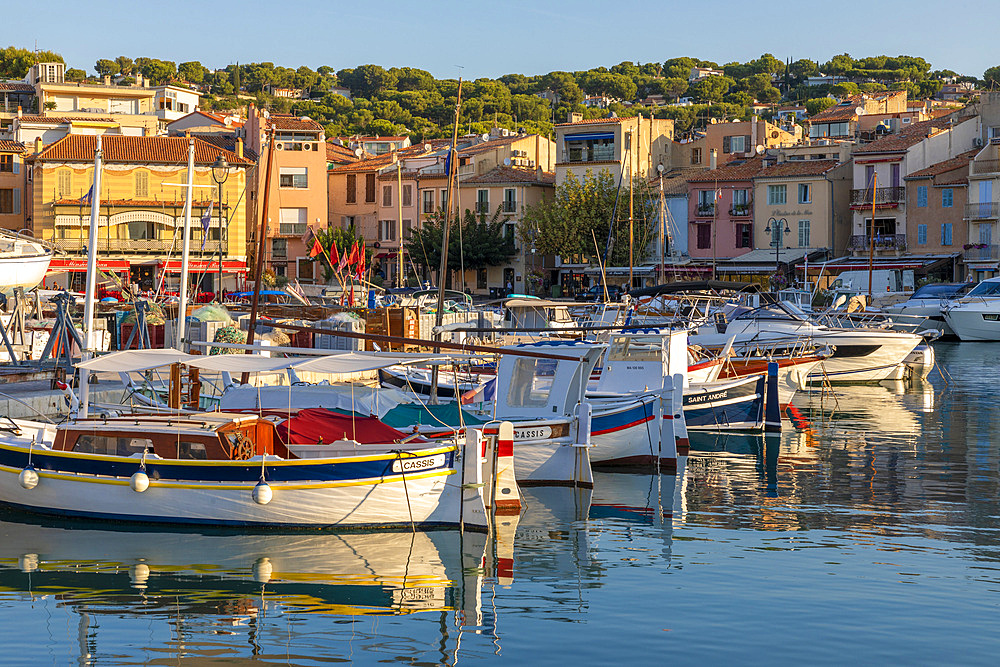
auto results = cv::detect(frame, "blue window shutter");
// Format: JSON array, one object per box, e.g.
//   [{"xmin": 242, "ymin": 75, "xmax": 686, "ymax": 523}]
[
  {"xmin": 917, "ymin": 186, "xmax": 926, "ymax": 207},
  {"xmin": 917, "ymin": 224, "xmax": 927, "ymax": 244},
  {"xmin": 12, "ymin": 188, "xmax": 19, "ymax": 215},
  {"xmin": 11, "ymin": 157, "xmax": 18, "ymax": 175}
]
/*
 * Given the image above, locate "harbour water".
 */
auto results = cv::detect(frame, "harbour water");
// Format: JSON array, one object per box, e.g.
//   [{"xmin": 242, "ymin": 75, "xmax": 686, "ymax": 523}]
[{"xmin": 1, "ymin": 341, "xmax": 999, "ymax": 664}]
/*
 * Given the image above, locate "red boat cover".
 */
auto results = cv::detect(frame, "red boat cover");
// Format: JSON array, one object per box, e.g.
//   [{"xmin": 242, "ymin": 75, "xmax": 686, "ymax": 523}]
[{"xmin": 277, "ymin": 407, "xmax": 422, "ymax": 445}]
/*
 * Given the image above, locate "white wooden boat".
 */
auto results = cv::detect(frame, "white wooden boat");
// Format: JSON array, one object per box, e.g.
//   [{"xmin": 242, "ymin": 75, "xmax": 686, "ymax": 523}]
[
  {"xmin": 0, "ymin": 411, "xmax": 494, "ymax": 530},
  {"xmin": 0, "ymin": 231, "xmax": 51, "ymax": 291}
]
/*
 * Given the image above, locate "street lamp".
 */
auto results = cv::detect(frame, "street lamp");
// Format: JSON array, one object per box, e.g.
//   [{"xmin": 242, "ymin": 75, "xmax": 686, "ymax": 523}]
[
  {"xmin": 211, "ymin": 154, "xmax": 229, "ymax": 301},
  {"xmin": 764, "ymin": 217, "xmax": 790, "ymax": 290}
]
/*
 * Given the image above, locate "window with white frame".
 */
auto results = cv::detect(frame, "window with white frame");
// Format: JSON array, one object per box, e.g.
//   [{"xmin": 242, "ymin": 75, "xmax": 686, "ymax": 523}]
[
  {"xmin": 402, "ymin": 184, "xmax": 412, "ymax": 207},
  {"xmin": 279, "ymin": 167, "xmax": 307, "ymax": 189},
  {"xmin": 422, "ymin": 190, "xmax": 434, "ymax": 213},
  {"xmin": 382, "ymin": 185, "xmax": 392, "ymax": 207},
  {"xmin": 379, "ymin": 219, "xmax": 397, "ymax": 242},
  {"xmin": 504, "ymin": 188, "xmax": 516, "ymax": 213},
  {"xmin": 768, "ymin": 185, "xmax": 787, "ymax": 205},
  {"xmin": 476, "ymin": 189, "xmax": 489, "ymax": 213},
  {"xmin": 278, "ymin": 207, "xmax": 307, "ymax": 236},
  {"xmin": 798, "ymin": 183, "xmax": 811, "ymax": 204},
  {"xmin": 440, "ymin": 189, "xmax": 447, "ymax": 210},
  {"xmin": 798, "ymin": 220, "xmax": 810, "ymax": 247}
]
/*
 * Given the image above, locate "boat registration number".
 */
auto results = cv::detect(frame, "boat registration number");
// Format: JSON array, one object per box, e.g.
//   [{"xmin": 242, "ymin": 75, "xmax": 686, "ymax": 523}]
[
  {"xmin": 394, "ymin": 586, "xmax": 440, "ymax": 603},
  {"xmin": 515, "ymin": 426, "xmax": 552, "ymax": 440},
  {"xmin": 392, "ymin": 454, "xmax": 446, "ymax": 473}
]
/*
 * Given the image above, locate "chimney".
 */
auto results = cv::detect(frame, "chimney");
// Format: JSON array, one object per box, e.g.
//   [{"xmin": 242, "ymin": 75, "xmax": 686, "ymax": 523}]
[
  {"xmin": 568, "ymin": 111, "xmax": 583, "ymax": 123},
  {"xmin": 34, "ymin": 137, "xmax": 42, "ymax": 154},
  {"xmin": 236, "ymin": 137, "xmax": 244, "ymax": 159},
  {"xmin": 709, "ymin": 148, "xmax": 717, "ymax": 170},
  {"xmin": 777, "ymin": 151, "xmax": 786, "ymax": 164},
  {"xmin": 103, "ymin": 75, "xmax": 111, "ymax": 86},
  {"xmin": 752, "ymin": 115, "xmax": 758, "ymax": 146},
  {"xmin": 16, "ymin": 106, "xmax": 21, "ymax": 118}
]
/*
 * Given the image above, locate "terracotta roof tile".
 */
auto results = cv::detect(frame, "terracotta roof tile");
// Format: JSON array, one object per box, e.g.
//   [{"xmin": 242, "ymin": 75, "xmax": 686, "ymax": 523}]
[
  {"xmin": 463, "ymin": 165, "xmax": 554, "ymax": 185},
  {"xmin": 457, "ymin": 135, "xmax": 523, "ymax": 157},
  {"xmin": 755, "ymin": 159, "xmax": 841, "ymax": 179},
  {"xmin": 854, "ymin": 114, "xmax": 968, "ymax": 154},
  {"xmin": 33, "ymin": 135, "xmax": 253, "ymax": 165},
  {"xmin": 267, "ymin": 114, "xmax": 324, "ymax": 132},
  {"xmin": 16, "ymin": 114, "xmax": 117, "ymax": 124},
  {"xmin": 0, "ymin": 82, "xmax": 34, "ymax": 92},
  {"xmin": 0, "ymin": 140, "xmax": 26, "ymax": 153},
  {"xmin": 326, "ymin": 141, "xmax": 359, "ymax": 163},
  {"xmin": 197, "ymin": 135, "xmax": 258, "ymax": 162},
  {"xmin": 688, "ymin": 157, "xmax": 765, "ymax": 183},
  {"xmin": 906, "ymin": 148, "xmax": 978, "ymax": 179}
]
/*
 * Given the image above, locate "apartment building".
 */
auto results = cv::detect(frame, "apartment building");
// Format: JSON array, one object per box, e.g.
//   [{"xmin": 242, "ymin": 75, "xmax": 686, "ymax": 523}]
[
  {"xmin": 554, "ymin": 114, "xmax": 676, "ymax": 187},
  {"xmin": 29, "ymin": 135, "xmax": 251, "ymax": 292},
  {"xmin": 245, "ymin": 108, "xmax": 327, "ymax": 283},
  {"xmin": 0, "ymin": 140, "xmax": 26, "ymax": 232}
]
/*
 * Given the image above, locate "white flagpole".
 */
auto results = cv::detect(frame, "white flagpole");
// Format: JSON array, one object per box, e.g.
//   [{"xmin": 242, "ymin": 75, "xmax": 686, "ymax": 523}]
[
  {"xmin": 176, "ymin": 140, "xmax": 195, "ymax": 349},
  {"xmin": 79, "ymin": 136, "xmax": 104, "ymax": 418}
]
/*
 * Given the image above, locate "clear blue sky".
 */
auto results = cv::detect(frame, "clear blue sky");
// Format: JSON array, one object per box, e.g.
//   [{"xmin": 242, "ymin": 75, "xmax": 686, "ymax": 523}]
[{"xmin": 6, "ymin": 0, "xmax": 995, "ymax": 80}]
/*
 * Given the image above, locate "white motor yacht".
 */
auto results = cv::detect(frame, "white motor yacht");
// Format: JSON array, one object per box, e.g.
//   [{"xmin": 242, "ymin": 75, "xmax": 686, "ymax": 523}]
[
  {"xmin": 942, "ymin": 277, "xmax": 1000, "ymax": 341},
  {"xmin": 692, "ymin": 301, "xmax": 927, "ymax": 383},
  {"xmin": 883, "ymin": 282, "xmax": 973, "ymax": 338}
]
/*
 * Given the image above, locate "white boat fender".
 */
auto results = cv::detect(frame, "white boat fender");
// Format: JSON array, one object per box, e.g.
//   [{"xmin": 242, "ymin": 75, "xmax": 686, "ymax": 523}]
[
  {"xmin": 18, "ymin": 465, "xmax": 38, "ymax": 490},
  {"xmin": 130, "ymin": 470, "xmax": 150, "ymax": 493},
  {"xmin": 129, "ymin": 563, "xmax": 150, "ymax": 590},
  {"xmin": 253, "ymin": 557, "xmax": 273, "ymax": 583},
  {"xmin": 252, "ymin": 480, "xmax": 273, "ymax": 505}
]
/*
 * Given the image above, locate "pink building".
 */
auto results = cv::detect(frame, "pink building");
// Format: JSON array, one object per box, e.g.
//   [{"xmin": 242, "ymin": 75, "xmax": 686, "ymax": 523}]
[{"xmin": 687, "ymin": 157, "xmax": 764, "ymax": 261}]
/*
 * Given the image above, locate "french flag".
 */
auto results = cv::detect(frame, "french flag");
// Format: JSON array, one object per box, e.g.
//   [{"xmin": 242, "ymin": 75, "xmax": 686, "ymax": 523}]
[{"xmin": 461, "ymin": 377, "xmax": 496, "ymax": 405}]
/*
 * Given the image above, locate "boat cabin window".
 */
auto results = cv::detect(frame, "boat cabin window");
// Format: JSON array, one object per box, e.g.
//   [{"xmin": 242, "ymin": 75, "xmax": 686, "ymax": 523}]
[
  {"xmin": 608, "ymin": 337, "xmax": 662, "ymax": 362},
  {"xmin": 506, "ymin": 358, "xmax": 557, "ymax": 407},
  {"xmin": 74, "ymin": 435, "xmax": 153, "ymax": 457},
  {"xmin": 178, "ymin": 441, "xmax": 208, "ymax": 460},
  {"xmin": 910, "ymin": 283, "xmax": 971, "ymax": 299},
  {"xmin": 966, "ymin": 281, "xmax": 1000, "ymax": 297}
]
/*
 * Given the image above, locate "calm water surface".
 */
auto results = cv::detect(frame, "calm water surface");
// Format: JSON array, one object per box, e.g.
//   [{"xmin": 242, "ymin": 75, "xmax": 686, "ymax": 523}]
[{"xmin": 2, "ymin": 341, "xmax": 1000, "ymax": 664}]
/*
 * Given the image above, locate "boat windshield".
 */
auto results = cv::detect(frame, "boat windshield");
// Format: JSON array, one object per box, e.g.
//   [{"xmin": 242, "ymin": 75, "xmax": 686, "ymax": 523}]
[
  {"xmin": 966, "ymin": 281, "xmax": 1000, "ymax": 297},
  {"xmin": 731, "ymin": 302, "xmax": 806, "ymax": 322},
  {"xmin": 911, "ymin": 283, "xmax": 973, "ymax": 299}
]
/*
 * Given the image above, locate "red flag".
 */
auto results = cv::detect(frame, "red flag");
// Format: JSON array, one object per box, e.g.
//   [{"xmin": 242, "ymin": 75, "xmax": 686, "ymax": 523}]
[
  {"xmin": 330, "ymin": 242, "xmax": 340, "ymax": 269},
  {"xmin": 337, "ymin": 243, "xmax": 349, "ymax": 272},
  {"xmin": 308, "ymin": 238, "xmax": 322, "ymax": 258},
  {"xmin": 356, "ymin": 245, "xmax": 366, "ymax": 280},
  {"xmin": 348, "ymin": 282, "xmax": 355, "ymax": 306},
  {"xmin": 347, "ymin": 241, "xmax": 360, "ymax": 266}
]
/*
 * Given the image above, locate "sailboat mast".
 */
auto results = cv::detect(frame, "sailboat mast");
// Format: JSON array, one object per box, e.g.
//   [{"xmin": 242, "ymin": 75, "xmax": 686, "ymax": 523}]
[
  {"xmin": 79, "ymin": 135, "xmax": 104, "ymax": 418},
  {"xmin": 175, "ymin": 140, "xmax": 195, "ymax": 348},
  {"xmin": 628, "ymin": 129, "xmax": 634, "ymax": 289},
  {"xmin": 659, "ymin": 173, "xmax": 666, "ymax": 281},
  {"xmin": 868, "ymin": 172, "xmax": 876, "ymax": 301},
  {"xmin": 430, "ymin": 76, "xmax": 463, "ymax": 403},
  {"xmin": 244, "ymin": 127, "xmax": 276, "ymax": 381}
]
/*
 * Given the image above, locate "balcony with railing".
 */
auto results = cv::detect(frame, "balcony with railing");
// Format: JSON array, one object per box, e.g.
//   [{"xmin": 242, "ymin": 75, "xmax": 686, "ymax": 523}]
[
  {"xmin": 278, "ymin": 222, "xmax": 308, "ymax": 237},
  {"xmin": 55, "ymin": 238, "xmax": 228, "ymax": 254},
  {"xmin": 850, "ymin": 187, "xmax": 905, "ymax": 207},
  {"xmin": 695, "ymin": 204, "xmax": 715, "ymax": 217},
  {"xmin": 962, "ymin": 244, "xmax": 1000, "ymax": 261},
  {"xmin": 847, "ymin": 234, "xmax": 907, "ymax": 251},
  {"xmin": 971, "ymin": 159, "xmax": 1000, "ymax": 175},
  {"xmin": 964, "ymin": 202, "xmax": 1000, "ymax": 220},
  {"xmin": 559, "ymin": 144, "xmax": 617, "ymax": 164},
  {"xmin": 729, "ymin": 202, "xmax": 752, "ymax": 217}
]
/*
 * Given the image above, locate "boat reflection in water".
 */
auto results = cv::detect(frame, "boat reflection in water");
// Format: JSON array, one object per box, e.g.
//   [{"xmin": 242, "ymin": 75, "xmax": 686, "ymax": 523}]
[{"xmin": 0, "ymin": 512, "xmax": 499, "ymax": 663}]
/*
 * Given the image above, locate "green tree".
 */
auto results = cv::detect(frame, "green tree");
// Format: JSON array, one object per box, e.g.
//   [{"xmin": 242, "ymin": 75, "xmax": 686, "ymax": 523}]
[
  {"xmin": 94, "ymin": 58, "xmax": 118, "ymax": 77},
  {"xmin": 805, "ymin": 97, "xmax": 836, "ymax": 116},
  {"xmin": 64, "ymin": 68, "xmax": 87, "ymax": 82},
  {"xmin": 178, "ymin": 61, "xmax": 207, "ymax": 84},
  {"xmin": 340, "ymin": 64, "xmax": 397, "ymax": 98},
  {"xmin": 825, "ymin": 53, "xmax": 855, "ymax": 75},
  {"xmin": 404, "ymin": 208, "xmax": 515, "ymax": 287},
  {"xmin": 0, "ymin": 46, "xmax": 63, "ymax": 78},
  {"xmin": 830, "ymin": 82, "xmax": 860, "ymax": 97},
  {"xmin": 115, "ymin": 56, "xmax": 133, "ymax": 76},
  {"xmin": 520, "ymin": 170, "xmax": 655, "ymax": 267},
  {"xmin": 688, "ymin": 75, "xmax": 732, "ymax": 103},
  {"xmin": 788, "ymin": 59, "xmax": 819, "ymax": 80},
  {"xmin": 984, "ymin": 65, "xmax": 1000, "ymax": 87}
]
